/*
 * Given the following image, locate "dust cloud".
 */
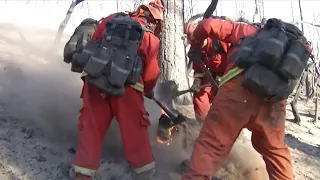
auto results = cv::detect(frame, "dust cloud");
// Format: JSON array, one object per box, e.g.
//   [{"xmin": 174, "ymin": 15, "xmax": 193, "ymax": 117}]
[
  {"xmin": 0, "ymin": 22, "xmax": 187, "ymax": 178},
  {"xmin": 0, "ymin": 23, "xmax": 83, "ymax": 143},
  {"xmin": 0, "ymin": 23, "xmax": 269, "ymax": 179}
]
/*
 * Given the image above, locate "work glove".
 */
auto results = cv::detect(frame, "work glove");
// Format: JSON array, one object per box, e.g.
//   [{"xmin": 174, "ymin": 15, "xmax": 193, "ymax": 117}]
[
  {"xmin": 187, "ymin": 47, "xmax": 202, "ymax": 63},
  {"xmin": 190, "ymin": 78, "xmax": 201, "ymax": 92},
  {"xmin": 144, "ymin": 90, "xmax": 154, "ymax": 99}
]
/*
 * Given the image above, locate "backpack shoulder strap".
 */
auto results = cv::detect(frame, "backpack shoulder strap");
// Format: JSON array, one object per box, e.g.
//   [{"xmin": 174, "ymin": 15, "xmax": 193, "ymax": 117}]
[{"xmin": 141, "ymin": 24, "xmax": 155, "ymax": 34}]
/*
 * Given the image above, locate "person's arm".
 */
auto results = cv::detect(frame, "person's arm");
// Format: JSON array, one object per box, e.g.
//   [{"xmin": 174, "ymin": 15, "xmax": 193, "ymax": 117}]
[
  {"xmin": 191, "ymin": 18, "xmax": 257, "ymax": 47},
  {"xmin": 139, "ymin": 32, "xmax": 160, "ymax": 94}
]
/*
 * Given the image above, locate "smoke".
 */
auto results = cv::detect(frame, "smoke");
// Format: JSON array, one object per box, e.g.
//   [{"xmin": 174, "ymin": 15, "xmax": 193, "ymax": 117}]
[{"xmin": 0, "ymin": 23, "xmax": 83, "ymax": 143}]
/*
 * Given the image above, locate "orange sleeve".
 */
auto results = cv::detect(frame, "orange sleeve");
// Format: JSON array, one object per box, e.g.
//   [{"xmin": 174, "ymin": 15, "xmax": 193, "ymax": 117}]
[
  {"xmin": 191, "ymin": 18, "xmax": 257, "ymax": 47},
  {"xmin": 138, "ymin": 32, "xmax": 160, "ymax": 93}
]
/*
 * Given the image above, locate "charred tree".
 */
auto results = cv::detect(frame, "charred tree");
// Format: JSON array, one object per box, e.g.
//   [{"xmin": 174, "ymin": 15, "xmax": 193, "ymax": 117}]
[{"xmin": 160, "ymin": 0, "xmax": 193, "ymax": 105}]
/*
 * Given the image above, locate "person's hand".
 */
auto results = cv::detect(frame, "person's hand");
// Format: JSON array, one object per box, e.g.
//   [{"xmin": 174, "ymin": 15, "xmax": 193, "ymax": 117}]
[
  {"xmin": 190, "ymin": 78, "xmax": 201, "ymax": 92},
  {"xmin": 144, "ymin": 90, "xmax": 154, "ymax": 99}
]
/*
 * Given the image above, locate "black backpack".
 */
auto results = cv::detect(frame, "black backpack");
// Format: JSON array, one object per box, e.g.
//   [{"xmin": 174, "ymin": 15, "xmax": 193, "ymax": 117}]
[
  {"xmin": 83, "ymin": 13, "xmax": 154, "ymax": 96},
  {"xmin": 232, "ymin": 18, "xmax": 311, "ymax": 102}
]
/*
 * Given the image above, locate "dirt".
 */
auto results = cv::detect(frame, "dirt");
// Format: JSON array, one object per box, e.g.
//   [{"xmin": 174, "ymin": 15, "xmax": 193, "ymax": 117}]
[{"xmin": 0, "ymin": 23, "xmax": 319, "ymax": 180}]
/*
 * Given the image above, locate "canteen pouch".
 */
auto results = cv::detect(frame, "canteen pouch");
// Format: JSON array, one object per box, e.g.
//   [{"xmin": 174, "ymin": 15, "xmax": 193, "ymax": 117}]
[
  {"xmin": 278, "ymin": 40, "xmax": 311, "ymax": 79},
  {"xmin": 242, "ymin": 64, "xmax": 295, "ymax": 102},
  {"xmin": 253, "ymin": 27, "xmax": 288, "ymax": 68},
  {"xmin": 232, "ymin": 36, "xmax": 259, "ymax": 68},
  {"xmin": 127, "ymin": 56, "xmax": 143, "ymax": 85}
]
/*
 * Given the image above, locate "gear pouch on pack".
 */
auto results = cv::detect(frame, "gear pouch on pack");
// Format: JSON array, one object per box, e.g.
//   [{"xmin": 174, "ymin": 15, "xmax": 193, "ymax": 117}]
[
  {"xmin": 85, "ymin": 74, "xmax": 126, "ymax": 96},
  {"xmin": 243, "ymin": 64, "xmax": 293, "ymax": 102},
  {"xmin": 75, "ymin": 33, "xmax": 90, "ymax": 53},
  {"xmin": 127, "ymin": 55, "xmax": 142, "ymax": 85},
  {"xmin": 278, "ymin": 40, "xmax": 311, "ymax": 80},
  {"xmin": 84, "ymin": 47, "xmax": 113, "ymax": 78},
  {"xmin": 73, "ymin": 40, "xmax": 102, "ymax": 67},
  {"xmin": 267, "ymin": 79, "xmax": 298, "ymax": 102},
  {"xmin": 63, "ymin": 36, "xmax": 79, "ymax": 63},
  {"xmin": 253, "ymin": 28, "xmax": 288, "ymax": 68},
  {"xmin": 242, "ymin": 64, "xmax": 277, "ymax": 99},
  {"xmin": 108, "ymin": 49, "xmax": 135, "ymax": 86},
  {"xmin": 232, "ymin": 36, "xmax": 259, "ymax": 68}
]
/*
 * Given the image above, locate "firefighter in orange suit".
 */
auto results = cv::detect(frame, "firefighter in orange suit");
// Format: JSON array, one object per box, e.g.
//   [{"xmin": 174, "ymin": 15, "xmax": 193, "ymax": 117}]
[
  {"xmin": 181, "ymin": 18, "xmax": 294, "ymax": 180},
  {"xmin": 185, "ymin": 16, "xmax": 231, "ymax": 122},
  {"xmin": 71, "ymin": 1, "xmax": 165, "ymax": 180}
]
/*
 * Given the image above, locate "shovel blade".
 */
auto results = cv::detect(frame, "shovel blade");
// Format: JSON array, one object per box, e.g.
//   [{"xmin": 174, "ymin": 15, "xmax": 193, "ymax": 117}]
[{"xmin": 153, "ymin": 80, "xmax": 179, "ymax": 117}]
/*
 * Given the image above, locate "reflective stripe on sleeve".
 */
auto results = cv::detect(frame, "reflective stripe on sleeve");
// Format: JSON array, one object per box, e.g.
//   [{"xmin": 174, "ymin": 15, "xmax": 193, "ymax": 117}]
[{"xmin": 130, "ymin": 82, "xmax": 144, "ymax": 93}]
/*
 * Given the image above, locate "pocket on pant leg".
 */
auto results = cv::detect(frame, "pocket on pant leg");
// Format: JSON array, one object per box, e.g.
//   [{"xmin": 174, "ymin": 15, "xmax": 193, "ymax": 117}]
[
  {"xmin": 139, "ymin": 106, "xmax": 151, "ymax": 127},
  {"xmin": 213, "ymin": 83, "xmax": 250, "ymax": 120}
]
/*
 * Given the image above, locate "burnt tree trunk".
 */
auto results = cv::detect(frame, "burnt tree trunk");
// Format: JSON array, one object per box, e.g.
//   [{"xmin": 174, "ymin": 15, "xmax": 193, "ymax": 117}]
[{"xmin": 160, "ymin": 0, "xmax": 193, "ymax": 105}]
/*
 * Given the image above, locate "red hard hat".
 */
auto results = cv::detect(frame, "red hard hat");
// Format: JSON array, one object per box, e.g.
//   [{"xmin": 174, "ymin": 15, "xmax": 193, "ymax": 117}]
[
  {"xmin": 137, "ymin": 0, "xmax": 164, "ymax": 36},
  {"xmin": 140, "ymin": 0, "xmax": 164, "ymax": 21}
]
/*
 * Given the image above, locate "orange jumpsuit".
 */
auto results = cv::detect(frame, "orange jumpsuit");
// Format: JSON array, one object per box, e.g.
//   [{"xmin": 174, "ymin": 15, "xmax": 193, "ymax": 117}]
[
  {"xmin": 182, "ymin": 18, "xmax": 294, "ymax": 180},
  {"xmin": 192, "ymin": 38, "xmax": 229, "ymax": 122},
  {"xmin": 73, "ymin": 14, "xmax": 160, "ymax": 177}
]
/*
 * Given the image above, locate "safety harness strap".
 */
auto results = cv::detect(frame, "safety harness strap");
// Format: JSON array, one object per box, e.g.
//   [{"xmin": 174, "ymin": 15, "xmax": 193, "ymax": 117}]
[
  {"xmin": 73, "ymin": 165, "xmax": 96, "ymax": 177},
  {"xmin": 81, "ymin": 71, "xmax": 145, "ymax": 92},
  {"xmin": 134, "ymin": 161, "xmax": 156, "ymax": 174},
  {"xmin": 218, "ymin": 66, "xmax": 245, "ymax": 88}
]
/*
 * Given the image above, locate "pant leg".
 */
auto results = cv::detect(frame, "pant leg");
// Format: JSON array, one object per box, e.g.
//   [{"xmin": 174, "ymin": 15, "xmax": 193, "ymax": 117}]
[
  {"xmin": 193, "ymin": 87, "xmax": 213, "ymax": 122},
  {"xmin": 111, "ymin": 87, "xmax": 155, "ymax": 174},
  {"xmin": 73, "ymin": 81, "xmax": 114, "ymax": 176},
  {"xmin": 182, "ymin": 79, "xmax": 257, "ymax": 180},
  {"xmin": 249, "ymin": 100, "xmax": 294, "ymax": 180}
]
